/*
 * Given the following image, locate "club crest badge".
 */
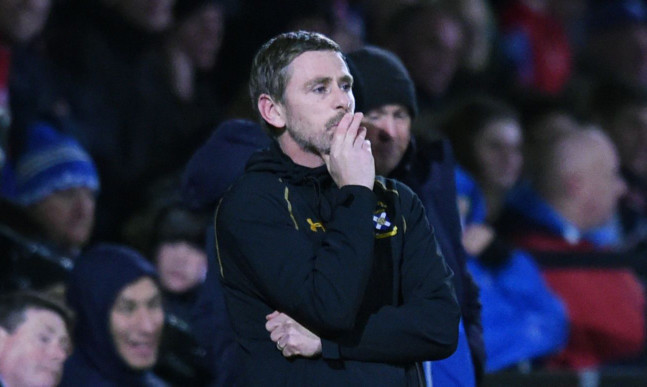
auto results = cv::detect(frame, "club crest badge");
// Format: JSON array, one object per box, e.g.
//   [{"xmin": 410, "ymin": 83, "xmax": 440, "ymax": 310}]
[{"xmin": 373, "ymin": 202, "xmax": 397, "ymax": 239}]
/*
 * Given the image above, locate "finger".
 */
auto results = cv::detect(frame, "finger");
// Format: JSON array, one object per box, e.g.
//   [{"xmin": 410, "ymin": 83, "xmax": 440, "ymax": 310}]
[
  {"xmin": 330, "ymin": 113, "xmax": 352, "ymax": 153},
  {"xmin": 265, "ymin": 315, "xmax": 285, "ymax": 331},
  {"xmin": 270, "ymin": 329, "xmax": 283, "ymax": 342},
  {"xmin": 363, "ymin": 138, "xmax": 372, "ymax": 152},
  {"xmin": 266, "ymin": 310, "xmax": 280, "ymax": 320},
  {"xmin": 353, "ymin": 126, "xmax": 367, "ymax": 148},
  {"xmin": 265, "ymin": 319, "xmax": 277, "ymax": 332},
  {"xmin": 344, "ymin": 113, "xmax": 363, "ymax": 145}
]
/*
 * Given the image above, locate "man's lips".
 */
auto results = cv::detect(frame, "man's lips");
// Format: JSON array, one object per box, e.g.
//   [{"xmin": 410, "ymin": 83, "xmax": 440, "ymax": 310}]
[{"xmin": 126, "ymin": 339, "xmax": 157, "ymax": 357}]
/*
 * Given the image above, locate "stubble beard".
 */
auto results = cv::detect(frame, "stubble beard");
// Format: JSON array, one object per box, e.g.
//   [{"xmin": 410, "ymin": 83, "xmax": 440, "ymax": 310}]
[{"xmin": 286, "ymin": 112, "xmax": 346, "ymax": 156}]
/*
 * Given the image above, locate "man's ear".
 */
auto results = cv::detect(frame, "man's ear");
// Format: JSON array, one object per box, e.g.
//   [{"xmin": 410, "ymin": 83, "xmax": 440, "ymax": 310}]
[{"xmin": 258, "ymin": 94, "xmax": 286, "ymax": 129}]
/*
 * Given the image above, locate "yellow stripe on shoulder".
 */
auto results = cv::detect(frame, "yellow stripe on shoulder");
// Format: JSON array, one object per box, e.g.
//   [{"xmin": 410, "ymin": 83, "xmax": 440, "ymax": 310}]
[
  {"xmin": 284, "ymin": 186, "xmax": 299, "ymax": 230},
  {"xmin": 374, "ymin": 179, "xmax": 400, "ymax": 195}
]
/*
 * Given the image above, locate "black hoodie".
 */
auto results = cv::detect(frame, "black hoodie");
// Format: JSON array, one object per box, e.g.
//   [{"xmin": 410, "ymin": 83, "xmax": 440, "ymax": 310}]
[{"xmin": 215, "ymin": 141, "xmax": 459, "ymax": 386}]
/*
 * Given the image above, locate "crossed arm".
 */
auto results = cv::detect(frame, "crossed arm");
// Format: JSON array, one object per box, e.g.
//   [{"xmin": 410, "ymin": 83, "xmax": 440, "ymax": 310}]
[{"xmin": 266, "ymin": 192, "xmax": 460, "ymax": 363}]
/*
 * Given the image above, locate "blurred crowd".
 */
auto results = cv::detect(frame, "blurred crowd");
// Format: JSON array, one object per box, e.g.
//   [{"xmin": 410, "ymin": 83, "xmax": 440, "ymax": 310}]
[{"xmin": 2, "ymin": 0, "xmax": 647, "ymax": 385}]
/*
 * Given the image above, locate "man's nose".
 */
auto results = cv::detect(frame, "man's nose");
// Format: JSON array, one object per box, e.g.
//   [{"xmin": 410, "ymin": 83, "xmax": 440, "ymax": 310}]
[
  {"xmin": 135, "ymin": 309, "xmax": 161, "ymax": 334},
  {"xmin": 70, "ymin": 189, "xmax": 95, "ymax": 216},
  {"xmin": 334, "ymin": 87, "xmax": 352, "ymax": 112},
  {"xmin": 49, "ymin": 342, "xmax": 68, "ymax": 362},
  {"xmin": 378, "ymin": 116, "xmax": 398, "ymax": 139}
]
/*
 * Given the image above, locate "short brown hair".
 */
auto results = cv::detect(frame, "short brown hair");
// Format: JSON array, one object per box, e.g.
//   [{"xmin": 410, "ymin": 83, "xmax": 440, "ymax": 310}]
[
  {"xmin": 0, "ymin": 291, "xmax": 74, "ymax": 335},
  {"xmin": 248, "ymin": 30, "xmax": 341, "ymax": 134}
]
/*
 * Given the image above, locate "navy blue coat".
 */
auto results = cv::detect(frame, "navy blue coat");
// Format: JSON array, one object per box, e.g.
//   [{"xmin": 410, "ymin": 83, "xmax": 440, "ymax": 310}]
[{"xmin": 60, "ymin": 244, "xmax": 163, "ymax": 387}]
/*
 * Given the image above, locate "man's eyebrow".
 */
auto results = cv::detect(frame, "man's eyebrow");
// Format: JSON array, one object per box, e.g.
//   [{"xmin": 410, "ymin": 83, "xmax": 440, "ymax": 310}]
[
  {"xmin": 340, "ymin": 74, "xmax": 353, "ymax": 85},
  {"xmin": 304, "ymin": 76, "xmax": 332, "ymax": 90}
]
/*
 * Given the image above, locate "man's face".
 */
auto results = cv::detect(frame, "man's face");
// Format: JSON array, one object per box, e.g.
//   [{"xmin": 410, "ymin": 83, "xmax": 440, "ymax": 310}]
[
  {"xmin": 0, "ymin": 309, "xmax": 71, "ymax": 387},
  {"xmin": 362, "ymin": 104, "xmax": 411, "ymax": 176},
  {"xmin": 473, "ymin": 118, "xmax": 523, "ymax": 190},
  {"xmin": 156, "ymin": 242, "xmax": 207, "ymax": 294},
  {"xmin": 176, "ymin": 3, "xmax": 224, "ymax": 70},
  {"xmin": 0, "ymin": 0, "xmax": 51, "ymax": 44},
  {"xmin": 113, "ymin": 0, "xmax": 174, "ymax": 32},
  {"xmin": 402, "ymin": 13, "xmax": 464, "ymax": 97},
  {"xmin": 580, "ymin": 140, "xmax": 627, "ymax": 230},
  {"xmin": 280, "ymin": 50, "xmax": 354, "ymax": 155},
  {"xmin": 28, "ymin": 187, "xmax": 96, "ymax": 251},
  {"xmin": 110, "ymin": 277, "xmax": 164, "ymax": 370}
]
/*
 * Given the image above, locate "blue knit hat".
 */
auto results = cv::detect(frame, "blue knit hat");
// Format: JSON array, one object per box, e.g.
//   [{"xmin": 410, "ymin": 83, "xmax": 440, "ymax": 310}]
[{"xmin": 13, "ymin": 122, "xmax": 99, "ymax": 205}]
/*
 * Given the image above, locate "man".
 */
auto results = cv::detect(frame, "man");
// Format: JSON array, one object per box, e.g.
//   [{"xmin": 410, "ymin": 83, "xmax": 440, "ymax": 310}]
[
  {"xmin": 385, "ymin": 2, "xmax": 465, "ymax": 137},
  {"xmin": 60, "ymin": 244, "xmax": 165, "ymax": 386},
  {"xmin": 12, "ymin": 122, "xmax": 100, "ymax": 256},
  {"xmin": 0, "ymin": 122, "xmax": 99, "ymax": 294},
  {"xmin": 346, "ymin": 45, "xmax": 484, "ymax": 386},
  {"xmin": 0, "ymin": 291, "xmax": 73, "ymax": 387},
  {"xmin": 498, "ymin": 129, "xmax": 645, "ymax": 369},
  {"xmin": 215, "ymin": 31, "xmax": 459, "ymax": 386}
]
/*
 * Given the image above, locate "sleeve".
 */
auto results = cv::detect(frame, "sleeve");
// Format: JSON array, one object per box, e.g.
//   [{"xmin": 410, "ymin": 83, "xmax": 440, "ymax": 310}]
[
  {"xmin": 320, "ymin": 190, "xmax": 460, "ymax": 363},
  {"xmin": 216, "ymin": 180, "xmax": 377, "ymax": 333},
  {"xmin": 461, "ymin": 268, "xmax": 486, "ymax": 382}
]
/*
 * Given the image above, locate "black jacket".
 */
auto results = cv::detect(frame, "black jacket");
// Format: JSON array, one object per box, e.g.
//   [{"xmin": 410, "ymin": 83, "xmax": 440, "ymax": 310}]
[
  {"xmin": 215, "ymin": 141, "xmax": 459, "ymax": 386},
  {"xmin": 390, "ymin": 138, "xmax": 485, "ymax": 379}
]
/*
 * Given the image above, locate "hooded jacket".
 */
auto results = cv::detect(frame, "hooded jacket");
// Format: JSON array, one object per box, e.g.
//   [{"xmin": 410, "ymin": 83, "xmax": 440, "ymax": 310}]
[
  {"xmin": 60, "ymin": 244, "xmax": 164, "ymax": 387},
  {"xmin": 215, "ymin": 141, "xmax": 459, "ymax": 386}
]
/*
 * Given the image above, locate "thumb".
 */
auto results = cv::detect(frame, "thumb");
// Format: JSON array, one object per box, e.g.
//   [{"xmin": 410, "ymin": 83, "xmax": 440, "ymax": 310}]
[{"xmin": 321, "ymin": 153, "xmax": 331, "ymax": 166}]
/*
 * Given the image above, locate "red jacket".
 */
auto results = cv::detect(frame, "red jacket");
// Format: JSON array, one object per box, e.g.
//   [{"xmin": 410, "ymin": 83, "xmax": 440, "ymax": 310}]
[{"xmin": 509, "ymin": 229, "xmax": 645, "ymax": 369}]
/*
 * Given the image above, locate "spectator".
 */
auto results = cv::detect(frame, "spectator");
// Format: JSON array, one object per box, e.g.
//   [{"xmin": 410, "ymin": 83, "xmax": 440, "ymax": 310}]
[
  {"xmin": 135, "ymin": 0, "xmax": 227, "ymax": 187},
  {"xmin": 148, "ymin": 201, "xmax": 241, "ymax": 386},
  {"xmin": 0, "ymin": 291, "xmax": 73, "ymax": 387},
  {"xmin": 44, "ymin": 0, "xmax": 175, "ymax": 242},
  {"xmin": 6, "ymin": 122, "xmax": 98, "ymax": 255},
  {"xmin": 445, "ymin": 0, "xmax": 509, "ymax": 99},
  {"xmin": 498, "ymin": 0, "xmax": 573, "ymax": 94},
  {"xmin": 384, "ymin": 2, "xmax": 465, "ymax": 137},
  {"xmin": 347, "ymin": 45, "xmax": 484, "ymax": 386},
  {"xmin": 440, "ymin": 97, "xmax": 568, "ymax": 372},
  {"xmin": 181, "ymin": 119, "xmax": 270, "ymax": 211},
  {"xmin": 498, "ymin": 128, "xmax": 645, "ymax": 369},
  {"xmin": 441, "ymin": 97, "xmax": 524, "ymax": 222},
  {"xmin": 0, "ymin": 122, "xmax": 98, "ymax": 294},
  {"xmin": 455, "ymin": 166, "xmax": 569, "ymax": 372},
  {"xmin": 61, "ymin": 244, "xmax": 165, "ymax": 386}
]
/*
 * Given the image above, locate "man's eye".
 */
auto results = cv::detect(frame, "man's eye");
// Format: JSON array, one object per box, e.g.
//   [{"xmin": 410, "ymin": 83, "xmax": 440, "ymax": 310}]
[
  {"xmin": 116, "ymin": 302, "xmax": 136, "ymax": 314},
  {"xmin": 148, "ymin": 296, "xmax": 162, "ymax": 310},
  {"xmin": 341, "ymin": 83, "xmax": 352, "ymax": 92},
  {"xmin": 313, "ymin": 86, "xmax": 327, "ymax": 93},
  {"xmin": 38, "ymin": 334, "xmax": 52, "ymax": 344}
]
